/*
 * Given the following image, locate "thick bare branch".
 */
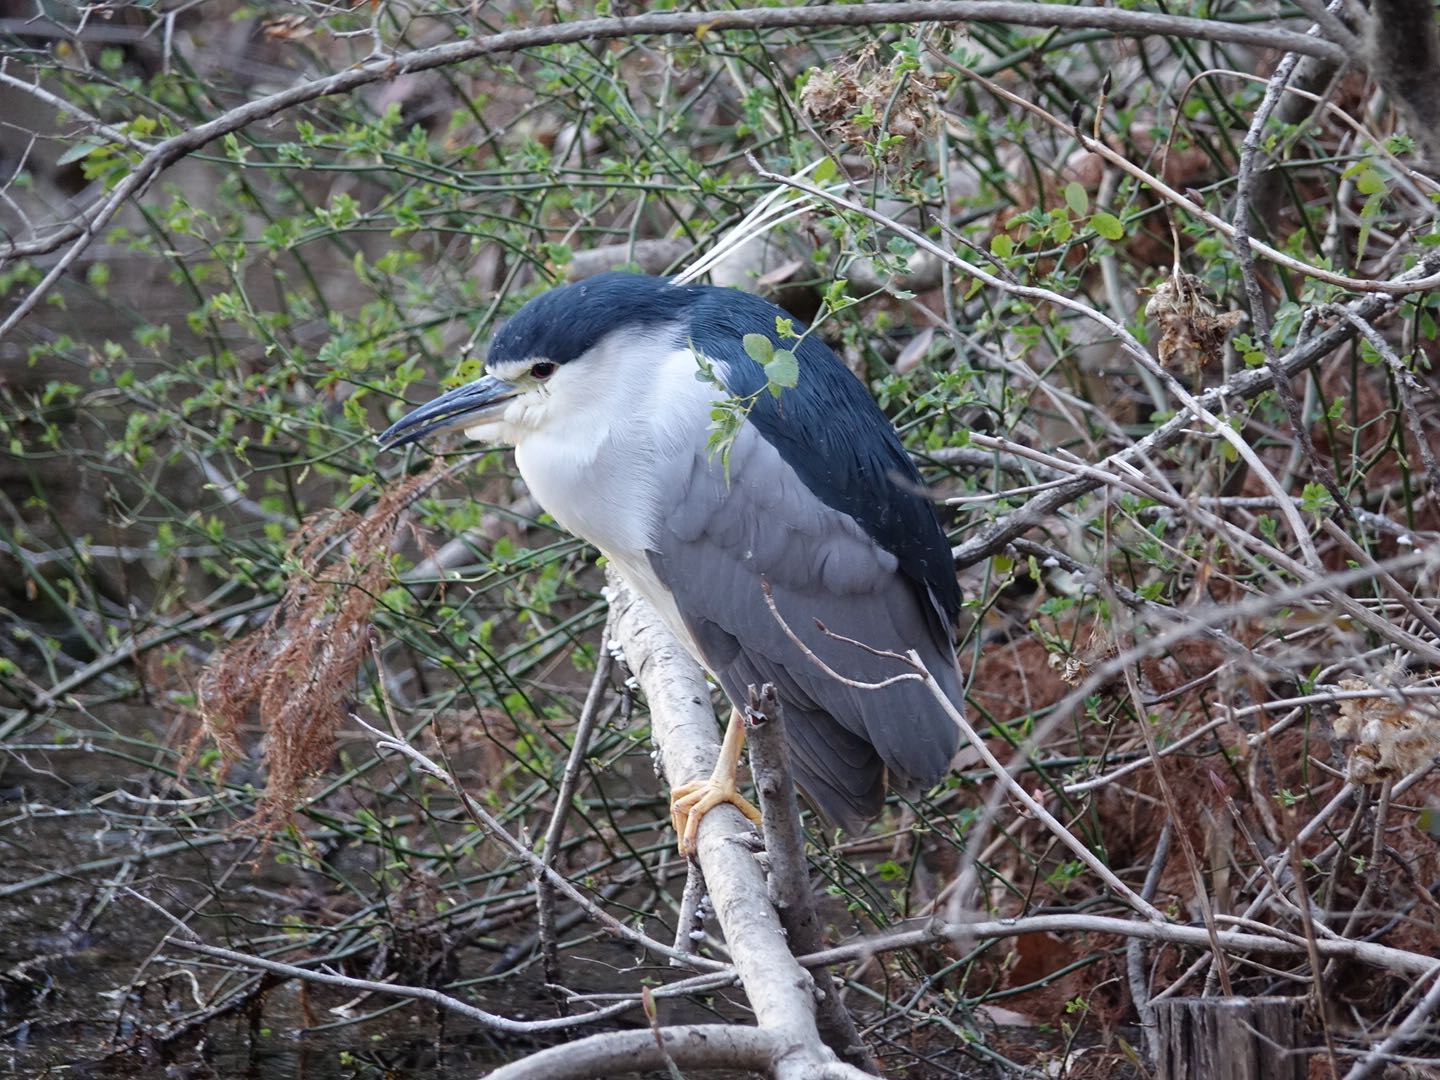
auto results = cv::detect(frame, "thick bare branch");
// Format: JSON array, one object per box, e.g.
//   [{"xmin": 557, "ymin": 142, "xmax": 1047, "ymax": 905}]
[
  {"xmin": 606, "ymin": 570, "xmax": 859, "ymax": 1080},
  {"xmin": 485, "ymin": 1024, "xmax": 778, "ymax": 1080},
  {"xmin": 745, "ymin": 685, "xmax": 875, "ymax": 1074},
  {"xmin": 1365, "ymin": 0, "xmax": 1440, "ymax": 169}
]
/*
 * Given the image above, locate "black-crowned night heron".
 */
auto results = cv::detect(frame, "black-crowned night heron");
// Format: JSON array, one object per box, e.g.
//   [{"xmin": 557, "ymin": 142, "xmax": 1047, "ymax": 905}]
[{"xmin": 379, "ymin": 273, "xmax": 964, "ymax": 851}]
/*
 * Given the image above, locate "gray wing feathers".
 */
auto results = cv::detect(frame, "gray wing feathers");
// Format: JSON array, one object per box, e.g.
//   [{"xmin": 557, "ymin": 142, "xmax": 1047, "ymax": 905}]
[{"xmin": 646, "ymin": 427, "xmax": 963, "ymax": 828}]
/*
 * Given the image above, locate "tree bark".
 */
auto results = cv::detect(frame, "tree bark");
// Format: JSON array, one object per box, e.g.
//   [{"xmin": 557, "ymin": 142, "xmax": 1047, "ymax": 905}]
[{"xmin": 1152, "ymin": 997, "xmax": 1309, "ymax": 1080}]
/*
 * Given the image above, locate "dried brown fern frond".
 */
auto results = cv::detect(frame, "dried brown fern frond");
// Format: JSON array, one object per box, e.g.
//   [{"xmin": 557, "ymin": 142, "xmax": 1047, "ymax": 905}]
[{"xmin": 196, "ymin": 461, "xmax": 447, "ymax": 834}]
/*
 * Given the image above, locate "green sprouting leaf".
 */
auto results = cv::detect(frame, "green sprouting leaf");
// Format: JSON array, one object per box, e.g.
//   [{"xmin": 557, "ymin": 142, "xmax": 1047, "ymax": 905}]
[
  {"xmin": 813, "ymin": 156, "xmax": 838, "ymax": 185},
  {"xmin": 875, "ymin": 860, "xmax": 905, "ymax": 881},
  {"xmin": 990, "ymin": 233, "xmax": 1014, "ymax": 258},
  {"xmin": 1300, "ymin": 482, "xmax": 1336, "ymax": 514},
  {"xmin": 1383, "ymin": 133, "xmax": 1416, "ymax": 156},
  {"xmin": 1420, "ymin": 807, "xmax": 1440, "ymax": 839},
  {"xmin": 742, "ymin": 333, "xmax": 773, "ymax": 365},
  {"xmin": 1063, "ymin": 181, "xmax": 1088, "ymax": 216},
  {"xmin": 1090, "ymin": 212, "xmax": 1125, "ymax": 241}
]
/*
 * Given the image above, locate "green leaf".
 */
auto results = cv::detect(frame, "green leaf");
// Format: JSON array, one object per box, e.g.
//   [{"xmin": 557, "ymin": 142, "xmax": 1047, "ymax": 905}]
[
  {"xmin": 742, "ymin": 333, "xmax": 773, "ymax": 365},
  {"xmin": 1063, "ymin": 181, "xmax": 1088, "ymax": 216},
  {"xmin": 813, "ymin": 156, "xmax": 838, "ymax": 185},
  {"xmin": 764, "ymin": 349, "xmax": 798, "ymax": 391},
  {"xmin": 1420, "ymin": 807, "xmax": 1440, "ymax": 839},
  {"xmin": 56, "ymin": 138, "xmax": 105, "ymax": 166},
  {"xmin": 1090, "ymin": 212, "xmax": 1125, "ymax": 241},
  {"xmin": 990, "ymin": 233, "xmax": 1014, "ymax": 258},
  {"xmin": 1354, "ymin": 167, "xmax": 1387, "ymax": 196},
  {"xmin": 875, "ymin": 860, "xmax": 905, "ymax": 881}
]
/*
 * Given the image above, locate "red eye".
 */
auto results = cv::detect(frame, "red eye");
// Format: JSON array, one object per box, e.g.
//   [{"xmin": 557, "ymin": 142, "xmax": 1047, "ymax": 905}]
[{"xmin": 530, "ymin": 361, "xmax": 557, "ymax": 380}]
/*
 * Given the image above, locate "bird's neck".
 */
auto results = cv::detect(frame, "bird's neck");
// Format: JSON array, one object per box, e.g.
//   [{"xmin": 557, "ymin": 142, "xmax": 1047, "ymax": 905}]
[{"xmin": 512, "ymin": 342, "xmax": 717, "ymax": 561}]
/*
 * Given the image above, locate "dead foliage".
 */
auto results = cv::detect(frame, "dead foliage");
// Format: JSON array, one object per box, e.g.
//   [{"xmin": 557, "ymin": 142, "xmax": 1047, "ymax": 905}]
[
  {"xmin": 194, "ymin": 463, "xmax": 445, "ymax": 835},
  {"xmin": 1334, "ymin": 668, "xmax": 1440, "ymax": 784},
  {"xmin": 801, "ymin": 46, "xmax": 949, "ymax": 162},
  {"xmin": 958, "ymin": 611, "xmax": 1440, "ymax": 1040},
  {"xmin": 1144, "ymin": 271, "xmax": 1246, "ymax": 376}
]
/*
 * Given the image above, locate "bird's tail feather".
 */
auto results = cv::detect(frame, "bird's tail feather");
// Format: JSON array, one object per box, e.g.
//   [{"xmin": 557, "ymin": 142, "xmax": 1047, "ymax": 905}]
[{"xmin": 781, "ymin": 704, "xmax": 886, "ymax": 833}]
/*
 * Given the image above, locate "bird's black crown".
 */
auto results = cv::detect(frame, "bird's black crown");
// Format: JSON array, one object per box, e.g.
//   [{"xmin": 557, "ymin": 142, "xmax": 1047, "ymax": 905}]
[{"xmin": 487, "ymin": 273, "xmax": 697, "ymax": 367}]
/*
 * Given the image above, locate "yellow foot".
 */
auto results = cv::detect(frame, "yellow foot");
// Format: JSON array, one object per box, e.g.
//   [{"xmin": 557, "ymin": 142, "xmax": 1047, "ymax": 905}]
[{"xmin": 670, "ymin": 777, "xmax": 763, "ymax": 856}]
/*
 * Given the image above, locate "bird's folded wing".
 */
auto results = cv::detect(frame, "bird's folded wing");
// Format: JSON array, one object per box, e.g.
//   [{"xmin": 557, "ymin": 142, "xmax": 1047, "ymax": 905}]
[{"xmin": 646, "ymin": 425, "xmax": 963, "ymax": 826}]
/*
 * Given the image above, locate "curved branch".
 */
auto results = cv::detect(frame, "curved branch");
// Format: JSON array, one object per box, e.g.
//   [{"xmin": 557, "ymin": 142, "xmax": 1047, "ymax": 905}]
[
  {"xmin": 796, "ymin": 909, "xmax": 1440, "ymax": 979},
  {"xmin": 485, "ymin": 1024, "xmax": 777, "ymax": 1080},
  {"xmin": 0, "ymin": 3, "xmax": 1344, "ymax": 338}
]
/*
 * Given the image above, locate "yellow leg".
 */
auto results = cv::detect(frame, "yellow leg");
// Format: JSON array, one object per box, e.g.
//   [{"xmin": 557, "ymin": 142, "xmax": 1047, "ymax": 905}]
[{"xmin": 669, "ymin": 708, "xmax": 763, "ymax": 855}]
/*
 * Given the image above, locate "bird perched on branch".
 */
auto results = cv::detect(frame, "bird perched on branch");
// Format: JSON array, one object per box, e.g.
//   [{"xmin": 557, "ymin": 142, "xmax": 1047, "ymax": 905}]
[{"xmin": 379, "ymin": 273, "xmax": 964, "ymax": 851}]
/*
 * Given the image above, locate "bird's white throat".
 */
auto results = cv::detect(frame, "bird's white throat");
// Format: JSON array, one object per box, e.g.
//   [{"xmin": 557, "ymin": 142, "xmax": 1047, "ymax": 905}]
[{"xmin": 473, "ymin": 330, "xmax": 721, "ymax": 568}]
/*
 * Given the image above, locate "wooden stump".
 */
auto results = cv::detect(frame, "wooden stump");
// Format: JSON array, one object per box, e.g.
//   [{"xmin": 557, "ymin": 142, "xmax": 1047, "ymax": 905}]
[{"xmin": 1151, "ymin": 997, "xmax": 1309, "ymax": 1080}]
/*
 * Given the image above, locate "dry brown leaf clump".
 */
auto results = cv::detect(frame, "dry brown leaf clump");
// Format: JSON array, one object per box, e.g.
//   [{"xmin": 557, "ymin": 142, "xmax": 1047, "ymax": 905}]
[
  {"xmin": 195, "ymin": 463, "xmax": 444, "ymax": 834},
  {"xmin": 262, "ymin": 14, "xmax": 312, "ymax": 40},
  {"xmin": 1144, "ymin": 271, "xmax": 1245, "ymax": 375},
  {"xmin": 1332, "ymin": 672, "xmax": 1440, "ymax": 784},
  {"xmin": 801, "ymin": 48, "xmax": 948, "ymax": 162}
]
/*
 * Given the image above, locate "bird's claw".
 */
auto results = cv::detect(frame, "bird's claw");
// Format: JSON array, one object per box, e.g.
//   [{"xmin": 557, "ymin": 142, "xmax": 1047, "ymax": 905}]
[{"xmin": 670, "ymin": 777, "xmax": 762, "ymax": 856}]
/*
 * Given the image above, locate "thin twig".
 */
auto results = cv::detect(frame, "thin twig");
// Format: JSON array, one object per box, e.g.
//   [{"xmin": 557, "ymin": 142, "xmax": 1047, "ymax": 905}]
[
  {"xmin": 1340, "ymin": 963, "xmax": 1440, "ymax": 1080},
  {"xmin": 1129, "ymin": 823, "xmax": 1172, "ymax": 1063},
  {"xmin": 797, "ymin": 910, "xmax": 1440, "ymax": 979},
  {"xmin": 537, "ymin": 622, "xmax": 614, "ymax": 991},
  {"xmin": 126, "ymin": 888, "xmax": 637, "ymax": 1035},
  {"xmin": 1116, "ymin": 647, "xmax": 1235, "ymax": 993},
  {"xmin": 351, "ymin": 712, "xmax": 727, "ymax": 971},
  {"xmin": 1322, "ymin": 303, "xmax": 1440, "ymax": 496},
  {"xmin": 1231, "ymin": 4, "xmax": 1355, "ymax": 520},
  {"xmin": 767, "ymin": 588, "xmax": 1168, "ymax": 922},
  {"xmin": 671, "ymin": 860, "xmax": 709, "ymax": 961},
  {"xmin": 937, "ymin": 57, "xmax": 1440, "ymax": 296}
]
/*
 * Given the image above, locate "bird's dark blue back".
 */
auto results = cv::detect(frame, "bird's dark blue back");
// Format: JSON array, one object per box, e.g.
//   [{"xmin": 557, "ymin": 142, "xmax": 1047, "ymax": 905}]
[{"xmin": 686, "ymin": 286, "xmax": 961, "ymax": 629}]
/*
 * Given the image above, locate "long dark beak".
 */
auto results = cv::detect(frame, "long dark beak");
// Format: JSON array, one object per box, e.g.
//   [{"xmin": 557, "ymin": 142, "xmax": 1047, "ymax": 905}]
[{"xmin": 377, "ymin": 376, "xmax": 518, "ymax": 449}]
